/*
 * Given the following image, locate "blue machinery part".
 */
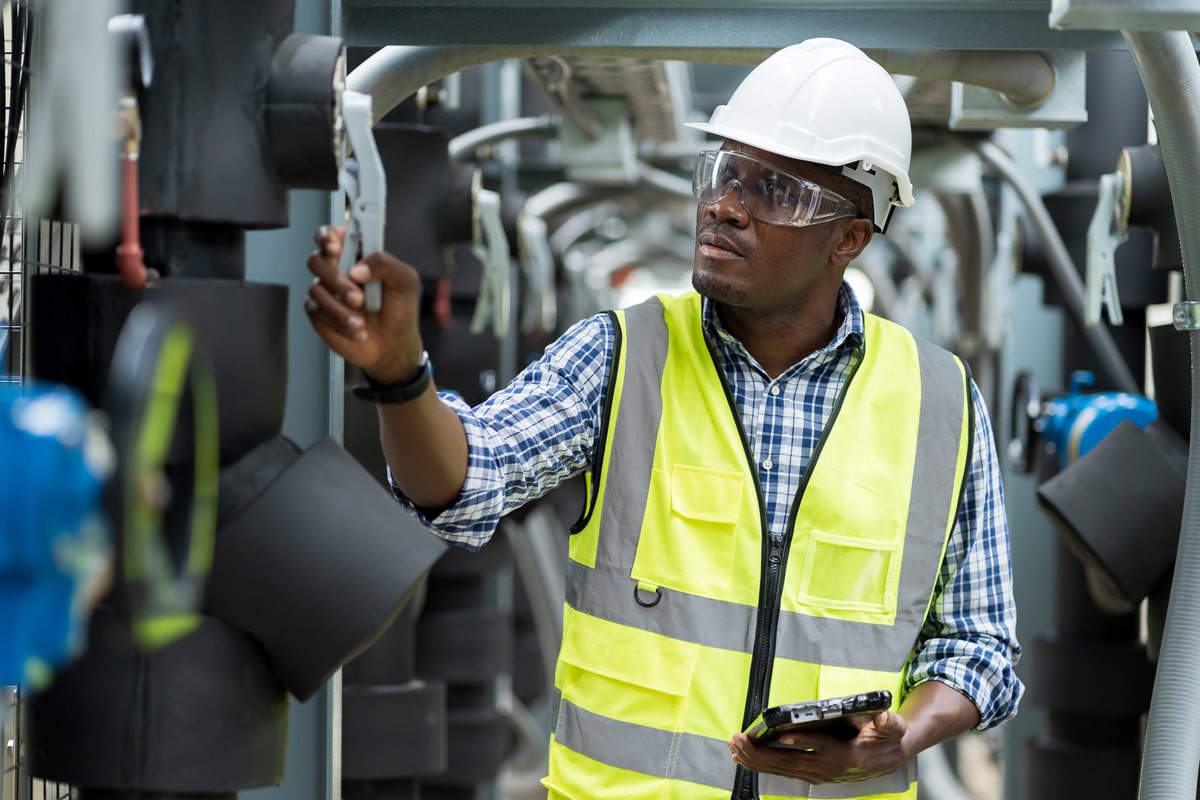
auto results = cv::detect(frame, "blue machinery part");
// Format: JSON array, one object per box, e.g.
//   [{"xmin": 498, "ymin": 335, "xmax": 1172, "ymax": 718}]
[
  {"xmin": 1040, "ymin": 372, "xmax": 1158, "ymax": 467},
  {"xmin": 1011, "ymin": 369, "xmax": 1158, "ymax": 472},
  {"xmin": 0, "ymin": 381, "xmax": 112, "ymax": 688}
]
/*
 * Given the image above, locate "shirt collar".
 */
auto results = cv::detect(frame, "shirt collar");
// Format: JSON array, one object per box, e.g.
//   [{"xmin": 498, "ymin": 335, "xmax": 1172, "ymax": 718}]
[{"xmin": 701, "ymin": 280, "xmax": 866, "ymax": 362}]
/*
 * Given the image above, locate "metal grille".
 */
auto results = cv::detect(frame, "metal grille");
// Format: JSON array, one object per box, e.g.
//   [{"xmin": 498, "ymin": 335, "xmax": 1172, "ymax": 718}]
[
  {"xmin": 0, "ymin": 0, "xmax": 28, "ymax": 381},
  {"xmin": 3, "ymin": 688, "xmax": 75, "ymax": 800},
  {"xmin": 3, "ymin": 1, "xmax": 78, "ymax": 798},
  {"xmin": 523, "ymin": 56, "xmax": 692, "ymax": 142}
]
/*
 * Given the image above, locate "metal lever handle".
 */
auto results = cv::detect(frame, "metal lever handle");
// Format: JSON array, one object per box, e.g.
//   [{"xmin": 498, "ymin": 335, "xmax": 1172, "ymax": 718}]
[
  {"xmin": 338, "ymin": 91, "xmax": 386, "ymax": 312},
  {"xmin": 470, "ymin": 187, "xmax": 511, "ymax": 337},
  {"xmin": 1086, "ymin": 171, "xmax": 1127, "ymax": 327}
]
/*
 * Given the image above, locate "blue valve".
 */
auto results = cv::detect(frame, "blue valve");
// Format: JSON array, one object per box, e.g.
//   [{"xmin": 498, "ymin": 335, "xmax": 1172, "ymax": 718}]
[
  {"xmin": 1038, "ymin": 370, "xmax": 1158, "ymax": 469},
  {"xmin": 0, "ymin": 380, "xmax": 112, "ymax": 688}
]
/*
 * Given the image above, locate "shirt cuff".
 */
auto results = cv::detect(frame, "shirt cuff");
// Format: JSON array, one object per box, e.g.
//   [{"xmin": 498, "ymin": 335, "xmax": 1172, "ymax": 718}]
[
  {"xmin": 388, "ymin": 391, "xmax": 506, "ymax": 552},
  {"xmin": 903, "ymin": 638, "xmax": 1025, "ymax": 731}
]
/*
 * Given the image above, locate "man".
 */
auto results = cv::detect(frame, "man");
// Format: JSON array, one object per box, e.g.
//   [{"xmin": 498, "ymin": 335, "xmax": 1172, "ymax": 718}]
[{"xmin": 305, "ymin": 38, "xmax": 1021, "ymax": 800}]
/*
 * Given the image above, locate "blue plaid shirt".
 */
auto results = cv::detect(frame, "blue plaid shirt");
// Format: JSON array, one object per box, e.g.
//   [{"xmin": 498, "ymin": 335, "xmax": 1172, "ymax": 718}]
[{"xmin": 396, "ymin": 283, "xmax": 1023, "ymax": 731}]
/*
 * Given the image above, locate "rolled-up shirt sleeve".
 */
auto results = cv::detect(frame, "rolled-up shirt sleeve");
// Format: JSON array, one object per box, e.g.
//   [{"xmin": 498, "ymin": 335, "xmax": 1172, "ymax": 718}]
[
  {"xmin": 388, "ymin": 313, "xmax": 614, "ymax": 551},
  {"xmin": 903, "ymin": 383, "xmax": 1024, "ymax": 731}
]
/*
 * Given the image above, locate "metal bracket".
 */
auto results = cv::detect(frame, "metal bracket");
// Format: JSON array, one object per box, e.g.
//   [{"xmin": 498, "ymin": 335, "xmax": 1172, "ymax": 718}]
[
  {"xmin": 558, "ymin": 98, "xmax": 639, "ymax": 185},
  {"xmin": 1085, "ymin": 170, "xmax": 1127, "ymax": 327},
  {"xmin": 1173, "ymin": 302, "xmax": 1200, "ymax": 331},
  {"xmin": 950, "ymin": 50, "xmax": 1087, "ymax": 131},
  {"xmin": 337, "ymin": 90, "xmax": 386, "ymax": 312},
  {"xmin": 517, "ymin": 214, "xmax": 557, "ymax": 335},
  {"xmin": 1050, "ymin": 0, "xmax": 1200, "ymax": 31}
]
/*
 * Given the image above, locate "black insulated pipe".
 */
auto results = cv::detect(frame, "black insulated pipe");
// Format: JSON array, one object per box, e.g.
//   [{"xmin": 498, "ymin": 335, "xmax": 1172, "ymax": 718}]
[
  {"xmin": 1119, "ymin": 144, "xmax": 1183, "ymax": 271},
  {"xmin": 265, "ymin": 33, "xmax": 344, "ymax": 190}
]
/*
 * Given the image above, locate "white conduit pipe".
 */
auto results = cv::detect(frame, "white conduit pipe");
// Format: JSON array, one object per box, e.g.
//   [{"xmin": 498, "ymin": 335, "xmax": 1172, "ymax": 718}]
[
  {"xmin": 1122, "ymin": 30, "xmax": 1200, "ymax": 800},
  {"xmin": 349, "ymin": 46, "xmax": 1059, "ymax": 125}
]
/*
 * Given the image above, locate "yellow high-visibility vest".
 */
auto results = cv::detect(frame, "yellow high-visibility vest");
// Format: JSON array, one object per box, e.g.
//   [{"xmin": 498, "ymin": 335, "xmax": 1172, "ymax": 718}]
[{"xmin": 545, "ymin": 291, "xmax": 973, "ymax": 800}]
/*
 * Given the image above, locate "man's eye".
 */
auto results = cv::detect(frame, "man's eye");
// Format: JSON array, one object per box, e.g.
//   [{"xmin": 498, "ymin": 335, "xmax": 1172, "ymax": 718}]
[{"xmin": 758, "ymin": 178, "xmax": 787, "ymax": 199}]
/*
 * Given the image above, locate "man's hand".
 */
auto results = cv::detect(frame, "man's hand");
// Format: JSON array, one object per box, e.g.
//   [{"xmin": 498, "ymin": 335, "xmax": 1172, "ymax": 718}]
[
  {"xmin": 728, "ymin": 710, "xmax": 910, "ymax": 785},
  {"xmin": 304, "ymin": 226, "xmax": 425, "ymax": 385},
  {"xmin": 729, "ymin": 682, "xmax": 982, "ymax": 786}
]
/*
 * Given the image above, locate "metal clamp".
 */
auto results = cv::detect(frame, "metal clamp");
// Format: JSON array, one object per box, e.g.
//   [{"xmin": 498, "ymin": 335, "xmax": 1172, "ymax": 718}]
[
  {"xmin": 337, "ymin": 90, "xmax": 386, "ymax": 312},
  {"xmin": 1173, "ymin": 301, "xmax": 1200, "ymax": 331},
  {"xmin": 469, "ymin": 185, "xmax": 511, "ymax": 338},
  {"xmin": 517, "ymin": 213, "xmax": 557, "ymax": 335},
  {"xmin": 1085, "ymin": 170, "xmax": 1127, "ymax": 327}
]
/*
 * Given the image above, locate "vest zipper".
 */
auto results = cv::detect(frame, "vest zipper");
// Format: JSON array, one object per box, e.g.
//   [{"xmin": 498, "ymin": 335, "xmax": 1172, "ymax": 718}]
[
  {"xmin": 713, "ymin": 336, "xmax": 867, "ymax": 800},
  {"xmin": 702, "ymin": 336, "xmax": 784, "ymax": 800},
  {"xmin": 733, "ymin": 532, "xmax": 789, "ymax": 799}
]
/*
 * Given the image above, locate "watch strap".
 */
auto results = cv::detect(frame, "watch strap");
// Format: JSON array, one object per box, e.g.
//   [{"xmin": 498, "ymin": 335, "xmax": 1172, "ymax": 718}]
[{"xmin": 352, "ymin": 352, "xmax": 432, "ymax": 405}]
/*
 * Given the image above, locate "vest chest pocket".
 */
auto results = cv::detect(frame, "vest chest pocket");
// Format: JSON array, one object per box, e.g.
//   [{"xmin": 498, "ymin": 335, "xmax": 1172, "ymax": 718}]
[
  {"xmin": 631, "ymin": 464, "xmax": 744, "ymax": 601},
  {"xmin": 795, "ymin": 529, "xmax": 901, "ymax": 621}
]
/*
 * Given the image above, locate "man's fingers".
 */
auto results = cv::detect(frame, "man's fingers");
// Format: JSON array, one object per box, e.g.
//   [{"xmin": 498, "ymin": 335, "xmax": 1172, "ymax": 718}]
[
  {"xmin": 355, "ymin": 250, "xmax": 422, "ymax": 294},
  {"xmin": 729, "ymin": 734, "xmax": 838, "ymax": 784},
  {"xmin": 307, "ymin": 281, "xmax": 367, "ymax": 341},
  {"xmin": 314, "ymin": 225, "xmax": 345, "ymax": 254},
  {"xmin": 307, "ymin": 249, "xmax": 365, "ymax": 308}
]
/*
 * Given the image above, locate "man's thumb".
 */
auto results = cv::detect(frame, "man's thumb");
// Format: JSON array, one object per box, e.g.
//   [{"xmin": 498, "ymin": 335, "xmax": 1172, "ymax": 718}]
[{"xmin": 873, "ymin": 711, "xmax": 907, "ymax": 738}]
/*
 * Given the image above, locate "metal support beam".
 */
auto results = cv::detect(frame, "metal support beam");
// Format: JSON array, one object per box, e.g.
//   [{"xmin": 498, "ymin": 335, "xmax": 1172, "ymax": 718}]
[{"xmin": 340, "ymin": 3, "xmax": 1129, "ymax": 51}]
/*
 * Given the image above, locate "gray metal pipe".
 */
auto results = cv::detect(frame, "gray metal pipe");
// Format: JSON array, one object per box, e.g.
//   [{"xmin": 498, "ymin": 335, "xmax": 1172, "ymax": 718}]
[
  {"xmin": 975, "ymin": 139, "xmax": 1140, "ymax": 395},
  {"xmin": 348, "ymin": 45, "xmax": 1060, "ymax": 125},
  {"xmin": 347, "ymin": 45, "xmax": 768, "ymax": 125},
  {"xmin": 870, "ymin": 50, "xmax": 1055, "ymax": 106},
  {"xmin": 448, "ymin": 114, "xmax": 560, "ymax": 161},
  {"xmin": 1123, "ymin": 30, "xmax": 1200, "ymax": 800}
]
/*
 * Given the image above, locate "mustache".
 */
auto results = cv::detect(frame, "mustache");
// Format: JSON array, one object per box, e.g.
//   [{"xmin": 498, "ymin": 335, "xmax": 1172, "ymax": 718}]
[{"xmin": 697, "ymin": 223, "xmax": 752, "ymax": 253}]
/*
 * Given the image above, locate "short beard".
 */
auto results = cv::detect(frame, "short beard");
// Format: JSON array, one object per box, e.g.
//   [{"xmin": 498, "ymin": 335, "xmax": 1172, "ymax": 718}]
[{"xmin": 692, "ymin": 269, "xmax": 746, "ymax": 305}]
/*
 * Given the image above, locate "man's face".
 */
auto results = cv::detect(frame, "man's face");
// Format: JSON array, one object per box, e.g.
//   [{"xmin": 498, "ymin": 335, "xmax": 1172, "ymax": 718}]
[{"xmin": 692, "ymin": 142, "xmax": 845, "ymax": 312}]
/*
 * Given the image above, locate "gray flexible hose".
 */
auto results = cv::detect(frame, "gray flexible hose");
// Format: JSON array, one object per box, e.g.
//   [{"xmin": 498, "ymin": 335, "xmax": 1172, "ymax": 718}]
[
  {"xmin": 975, "ymin": 139, "xmax": 1140, "ymax": 394},
  {"xmin": 1122, "ymin": 30, "xmax": 1200, "ymax": 800}
]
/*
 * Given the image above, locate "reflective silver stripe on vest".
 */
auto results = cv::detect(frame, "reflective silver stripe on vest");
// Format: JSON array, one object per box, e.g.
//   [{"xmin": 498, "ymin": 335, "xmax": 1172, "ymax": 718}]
[
  {"xmin": 888, "ymin": 335, "xmax": 969, "ymax": 640},
  {"xmin": 567, "ymin": 300, "xmax": 969, "ymax": 673},
  {"xmin": 590, "ymin": 298, "xmax": 669, "ymax": 580},
  {"xmin": 555, "ymin": 692, "xmax": 915, "ymax": 798}
]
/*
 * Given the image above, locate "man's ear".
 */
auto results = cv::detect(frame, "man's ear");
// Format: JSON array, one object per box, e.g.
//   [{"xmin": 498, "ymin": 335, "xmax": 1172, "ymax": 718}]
[{"xmin": 831, "ymin": 218, "xmax": 873, "ymax": 266}]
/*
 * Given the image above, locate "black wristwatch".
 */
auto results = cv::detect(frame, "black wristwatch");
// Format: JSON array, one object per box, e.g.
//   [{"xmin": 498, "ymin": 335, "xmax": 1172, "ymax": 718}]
[{"xmin": 352, "ymin": 351, "xmax": 432, "ymax": 405}]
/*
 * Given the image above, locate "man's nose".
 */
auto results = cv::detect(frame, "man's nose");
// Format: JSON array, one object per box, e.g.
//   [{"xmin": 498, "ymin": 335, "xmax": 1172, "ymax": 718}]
[{"xmin": 704, "ymin": 180, "xmax": 750, "ymax": 224}]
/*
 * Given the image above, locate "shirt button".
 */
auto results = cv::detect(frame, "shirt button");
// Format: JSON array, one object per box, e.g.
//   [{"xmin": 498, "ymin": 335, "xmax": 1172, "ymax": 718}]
[
  {"xmin": 770, "ymin": 385, "xmax": 781, "ymax": 396},
  {"xmin": 762, "ymin": 458, "xmax": 773, "ymax": 470}
]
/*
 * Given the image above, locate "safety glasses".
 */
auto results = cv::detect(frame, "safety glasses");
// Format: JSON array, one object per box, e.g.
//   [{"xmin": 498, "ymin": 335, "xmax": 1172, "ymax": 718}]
[{"xmin": 692, "ymin": 150, "xmax": 860, "ymax": 227}]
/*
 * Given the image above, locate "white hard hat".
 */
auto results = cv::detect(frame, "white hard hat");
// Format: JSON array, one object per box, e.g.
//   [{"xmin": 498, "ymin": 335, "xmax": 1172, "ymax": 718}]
[{"xmin": 688, "ymin": 38, "xmax": 914, "ymax": 232}]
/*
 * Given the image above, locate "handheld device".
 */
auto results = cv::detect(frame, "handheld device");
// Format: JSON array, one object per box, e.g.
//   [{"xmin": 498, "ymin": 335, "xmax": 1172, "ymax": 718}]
[{"xmin": 744, "ymin": 690, "xmax": 893, "ymax": 746}]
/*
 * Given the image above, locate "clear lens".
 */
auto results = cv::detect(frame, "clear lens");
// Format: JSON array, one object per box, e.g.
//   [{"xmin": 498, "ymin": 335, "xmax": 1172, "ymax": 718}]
[{"xmin": 692, "ymin": 150, "xmax": 859, "ymax": 227}]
